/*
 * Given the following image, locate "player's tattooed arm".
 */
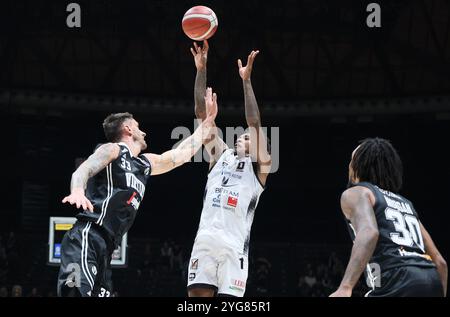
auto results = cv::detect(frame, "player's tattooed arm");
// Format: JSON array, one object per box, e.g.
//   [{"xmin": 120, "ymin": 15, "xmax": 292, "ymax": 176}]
[
  {"xmin": 191, "ymin": 40, "xmax": 208, "ymax": 120},
  {"xmin": 420, "ymin": 222, "xmax": 447, "ymax": 296},
  {"xmin": 330, "ymin": 186, "xmax": 379, "ymax": 297},
  {"xmin": 62, "ymin": 143, "xmax": 120, "ymax": 212},
  {"xmin": 239, "ymin": 50, "xmax": 261, "ymax": 124},
  {"xmin": 238, "ymin": 50, "xmax": 272, "ymax": 182},
  {"xmin": 190, "ymin": 40, "xmax": 227, "ymax": 168},
  {"xmin": 145, "ymin": 87, "xmax": 218, "ymax": 175},
  {"xmin": 70, "ymin": 143, "xmax": 120, "ymax": 190},
  {"xmin": 148, "ymin": 136, "xmax": 202, "ymax": 174}
]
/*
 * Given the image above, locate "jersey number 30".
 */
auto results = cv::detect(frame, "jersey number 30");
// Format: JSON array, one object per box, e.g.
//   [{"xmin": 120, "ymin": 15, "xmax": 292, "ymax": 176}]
[{"xmin": 384, "ymin": 208, "xmax": 424, "ymax": 250}]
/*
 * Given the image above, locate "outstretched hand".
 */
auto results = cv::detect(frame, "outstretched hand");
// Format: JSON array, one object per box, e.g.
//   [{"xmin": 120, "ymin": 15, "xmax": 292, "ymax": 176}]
[
  {"xmin": 204, "ymin": 87, "xmax": 218, "ymax": 124},
  {"xmin": 238, "ymin": 50, "xmax": 259, "ymax": 81},
  {"xmin": 62, "ymin": 188, "xmax": 94, "ymax": 212},
  {"xmin": 191, "ymin": 40, "xmax": 209, "ymax": 71}
]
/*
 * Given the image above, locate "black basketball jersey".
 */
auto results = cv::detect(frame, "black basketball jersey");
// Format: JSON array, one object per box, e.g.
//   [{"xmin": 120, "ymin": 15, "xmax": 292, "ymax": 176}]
[
  {"xmin": 346, "ymin": 182, "xmax": 435, "ymax": 273},
  {"xmin": 76, "ymin": 143, "xmax": 151, "ymax": 247}
]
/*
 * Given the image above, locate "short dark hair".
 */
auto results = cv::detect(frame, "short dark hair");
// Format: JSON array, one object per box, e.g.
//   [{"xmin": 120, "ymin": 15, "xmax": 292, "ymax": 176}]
[
  {"xmin": 351, "ymin": 138, "xmax": 403, "ymax": 192},
  {"xmin": 102, "ymin": 112, "xmax": 134, "ymax": 142}
]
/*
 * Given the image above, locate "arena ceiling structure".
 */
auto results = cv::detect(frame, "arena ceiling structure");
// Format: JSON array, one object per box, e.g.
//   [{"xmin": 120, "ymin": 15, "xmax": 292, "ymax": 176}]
[{"xmin": 0, "ymin": 0, "xmax": 450, "ymax": 117}]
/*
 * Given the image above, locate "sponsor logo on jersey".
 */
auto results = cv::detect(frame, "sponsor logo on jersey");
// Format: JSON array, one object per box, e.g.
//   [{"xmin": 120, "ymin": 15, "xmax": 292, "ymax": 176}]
[
  {"xmin": 190, "ymin": 259, "xmax": 198, "ymax": 270},
  {"xmin": 189, "ymin": 273, "xmax": 196, "ymax": 281},
  {"xmin": 144, "ymin": 167, "xmax": 150, "ymax": 176},
  {"xmin": 127, "ymin": 192, "xmax": 137, "ymax": 205},
  {"xmin": 125, "ymin": 173, "xmax": 146, "ymax": 198},
  {"xmin": 212, "ymin": 189, "xmax": 240, "ymax": 209},
  {"xmin": 215, "ymin": 188, "xmax": 239, "ymax": 196},
  {"xmin": 131, "ymin": 198, "xmax": 140, "ymax": 210},
  {"xmin": 126, "ymin": 191, "xmax": 141, "ymax": 210},
  {"xmin": 228, "ymin": 279, "xmax": 245, "ymax": 292},
  {"xmin": 398, "ymin": 248, "xmax": 431, "ymax": 260},
  {"xmin": 222, "ymin": 176, "xmax": 229, "ymax": 186},
  {"xmin": 212, "ymin": 193, "xmax": 221, "ymax": 205},
  {"xmin": 232, "ymin": 279, "xmax": 246, "ymax": 288},
  {"xmin": 227, "ymin": 196, "xmax": 238, "ymax": 207}
]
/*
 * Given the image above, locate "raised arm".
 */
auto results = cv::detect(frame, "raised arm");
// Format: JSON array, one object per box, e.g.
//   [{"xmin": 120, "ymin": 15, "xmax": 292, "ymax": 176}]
[
  {"xmin": 238, "ymin": 50, "xmax": 272, "ymax": 183},
  {"xmin": 62, "ymin": 143, "xmax": 120, "ymax": 212},
  {"xmin": 190, "ymin": 40, "xmax": 227, "ymax": 169},
  {"xmin": 191, "ymin": 40, "xmax": 208, "ymax": 120},
  {"xmin": 145, "ymin": 87, "xmax": 218, "ymax": 175},
  {"xmin": 420, "ymin": 222, "xmax": 447, "ymax": 296},
  {"xmin": 330, "ymin": 186, "xmax": 379, "ymax": 297}
]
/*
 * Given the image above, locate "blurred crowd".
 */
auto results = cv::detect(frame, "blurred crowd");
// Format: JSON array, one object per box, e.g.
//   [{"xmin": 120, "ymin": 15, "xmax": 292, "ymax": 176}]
[{"xmin": 0, "ymin": 231, "xmax": 368, "ymax": 297}]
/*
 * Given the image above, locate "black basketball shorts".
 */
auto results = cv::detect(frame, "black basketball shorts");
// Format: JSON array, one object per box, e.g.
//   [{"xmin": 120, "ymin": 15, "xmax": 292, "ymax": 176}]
[
  {"xmin": 366, "ymin": 265, "xmax": 444, "ymax": 297},
  {"xmin": 57, "ymin": 220, "xmax": 113, "ymax": 297}
]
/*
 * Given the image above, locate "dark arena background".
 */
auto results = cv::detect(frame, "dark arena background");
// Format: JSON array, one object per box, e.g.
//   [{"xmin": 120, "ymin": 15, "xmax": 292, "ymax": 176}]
[{"xmin": 0, "ymin": 0, "xmax": 449, "ymax": 298}]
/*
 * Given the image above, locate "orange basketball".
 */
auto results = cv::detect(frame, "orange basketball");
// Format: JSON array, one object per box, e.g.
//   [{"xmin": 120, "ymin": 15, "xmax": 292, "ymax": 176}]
[{"xmin": 182, "ymin": 6, "xmax": 218, "ymax": 41}]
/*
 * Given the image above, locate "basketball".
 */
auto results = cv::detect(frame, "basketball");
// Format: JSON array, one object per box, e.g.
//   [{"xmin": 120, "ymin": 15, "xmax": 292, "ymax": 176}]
[{"xmin": 182, "ymin": 6, "xmax": 218, "ymax": 41}]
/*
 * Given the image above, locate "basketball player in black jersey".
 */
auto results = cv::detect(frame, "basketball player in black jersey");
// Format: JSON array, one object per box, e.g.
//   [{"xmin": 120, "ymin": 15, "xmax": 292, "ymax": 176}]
[
  {"xmin": 331, "ymin": 138, "xmax": 447, "ymax": 297},
  {"xmin": 57, "ymin": 89, "xmax": 218, "ymax": 297}
]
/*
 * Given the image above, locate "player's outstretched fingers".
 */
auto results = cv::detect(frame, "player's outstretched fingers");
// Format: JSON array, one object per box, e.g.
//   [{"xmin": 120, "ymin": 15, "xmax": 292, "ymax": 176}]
[
  {"xmin": 66, "ymin": 196, "xmax": 75, "ymax": 205},
  {"xmin": 205, "ymin": 87, "xmax": 212, "ymax": 98},
  {"xmin": 195, "ymin": 42, "xmax": 202, "ymax": 54},
  {"xmin": 86, "ymin": 200, "xmax": 94, "ymax": 212},
  {"xmin": 81, "ymin": 200, "xmax": 87, "ymax": 211},
  {"xmin": 247, "ymin": 53, "xmax": 252, "ymax": 65}
]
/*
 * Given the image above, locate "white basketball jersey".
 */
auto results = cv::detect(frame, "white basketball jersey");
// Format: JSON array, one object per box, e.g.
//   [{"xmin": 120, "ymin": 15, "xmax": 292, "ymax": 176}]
[{"xmin": 195, "ymin": 149, "xmax": 264, "ymax": 254}]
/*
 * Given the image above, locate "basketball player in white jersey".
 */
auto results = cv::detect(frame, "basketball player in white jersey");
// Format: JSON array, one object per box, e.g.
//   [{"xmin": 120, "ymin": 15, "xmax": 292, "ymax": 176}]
[{"xmin": 187, "ymin": 42, "xmax": 271, "ymax": 297}]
